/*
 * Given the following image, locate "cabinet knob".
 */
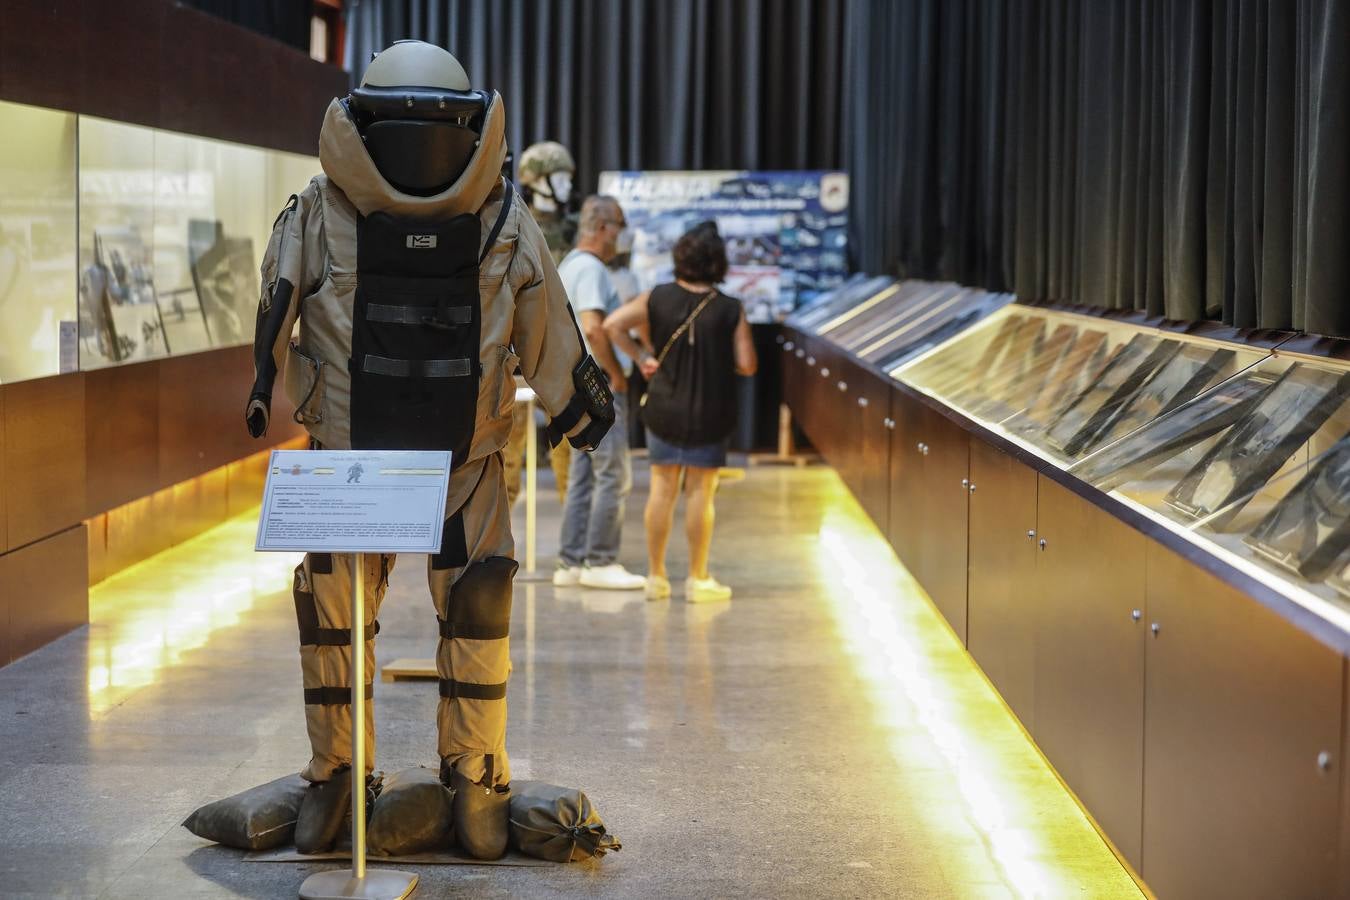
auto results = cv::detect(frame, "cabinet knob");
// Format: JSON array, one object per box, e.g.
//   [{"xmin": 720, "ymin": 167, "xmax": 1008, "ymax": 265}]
[
  {"xmin": 968, "ymin": 483, "xmax": 976, "ymax": 493},
  {"xmin": 1131, "ymin": 609, "xmax": 1142, "ymax": 622},
  {"xmin": 807, "ymin": 356, "xmax": 816, "ymax": 365},
  {"xmin": 1151, "ymin": 622, "xmax": 1161, "ymax": 636},
  {"xmin": 1318, "ymin": 751, "xmax": 1334, "ymax": 773},
  {"xmin": 857, "ymin": 396, "xmax": 868, "ymax": 407},
  {"xmin": 884, "ymin": 418, "xmax": 895, "ymax": 430},
  {"xmin": 1027, "ymin": 529, "xmax": 1036, "ymax": 538},
  {"xmin": 962, "ymin": 478, "xmax": 970, "ymax": 488},
  {"xmin": 1039, "ymin": 539, "xmax": 1047, "ymax": 551},
  {"xmin": 922, "ymin": 445, "xmax": 930, "ymax": 456},
  {"xmin": 838, "ymin": 381, "xmax": 848, "ymax": 392},
  {"xmin": 820, "ymin": 367, "xmax": 830, "ymax": 377},
  {"xmin": 916, "ymin": 441, "xmax": 924, "ymax": 452}
]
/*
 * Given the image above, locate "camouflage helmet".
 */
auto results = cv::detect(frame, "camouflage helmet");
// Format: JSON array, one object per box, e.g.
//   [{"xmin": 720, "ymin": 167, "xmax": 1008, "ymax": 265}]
[{"xmin": 517, "ymin": 141, "xmax": 576, "ymax": 187}]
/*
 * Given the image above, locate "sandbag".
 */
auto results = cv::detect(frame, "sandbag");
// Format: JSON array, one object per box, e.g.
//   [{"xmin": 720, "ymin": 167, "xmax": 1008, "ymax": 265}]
[
  {"xmin": 508, "ymin": 781, "xmax": 621, "ymax": 862},
  {"xmin": 182, "ymin": 774, "xmax": 308, "ymax": 851},
  {"xmin": 367, "ymin": 767, "xmax": 455, "ymax": 856}
]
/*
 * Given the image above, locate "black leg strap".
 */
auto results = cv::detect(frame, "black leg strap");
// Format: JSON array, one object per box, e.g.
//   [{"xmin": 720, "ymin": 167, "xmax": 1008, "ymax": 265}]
[
  {"xmin": 438, "ymin": 679, "xmax": 508, "ymax": 701},
  {"xmin": 299, "ymin": 621, "xmax": 380, "ymax": 647},
  {"xmin": 437, "ymin": 618, "xmax": 508, "ymax": 641},
  {"xmin": 304, "ymin": 683, "xmax": 375, "ymax": 705}
]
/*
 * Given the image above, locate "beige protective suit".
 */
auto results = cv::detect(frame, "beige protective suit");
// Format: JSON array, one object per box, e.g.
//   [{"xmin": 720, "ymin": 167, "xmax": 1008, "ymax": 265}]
[{"xmin": 247, "ymin": 92, "xmax": 600, "ymax": 789}]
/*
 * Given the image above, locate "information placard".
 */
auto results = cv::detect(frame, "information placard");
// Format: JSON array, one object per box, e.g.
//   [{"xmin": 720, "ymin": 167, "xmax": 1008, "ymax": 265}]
[{"xmin": 255, "ymin": 449, "xmax": 451, "ymax": 553}]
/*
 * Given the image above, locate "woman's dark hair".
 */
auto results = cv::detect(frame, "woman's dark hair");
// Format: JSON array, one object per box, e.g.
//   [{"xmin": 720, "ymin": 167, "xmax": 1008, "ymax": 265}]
[{"xmin": 672, "ymin": 220, "xmax": 728, "ymax": 284}]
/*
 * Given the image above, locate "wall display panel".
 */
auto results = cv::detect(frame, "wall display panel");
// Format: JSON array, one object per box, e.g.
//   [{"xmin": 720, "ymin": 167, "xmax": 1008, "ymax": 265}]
[
  {"xmin": 599, "ymin": 169, "xmax": 850, "ymax": 323},
  {"xmin": 0, "ymin": 101, "xmax": 78, "ymax": 384},
  {"xmin": 76, "ymin": 115, "xmax": 319, "ymax": 371},
  {"xmin": 898, "ymin": 307, "xmax": 1265, "ymax": 466}
]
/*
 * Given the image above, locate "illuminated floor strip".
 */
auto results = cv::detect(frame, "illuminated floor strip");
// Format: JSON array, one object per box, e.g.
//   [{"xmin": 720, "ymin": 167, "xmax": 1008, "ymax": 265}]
[{"xmin": 813, "ymin": 487, "xmax": 1143, "ymax": 898}]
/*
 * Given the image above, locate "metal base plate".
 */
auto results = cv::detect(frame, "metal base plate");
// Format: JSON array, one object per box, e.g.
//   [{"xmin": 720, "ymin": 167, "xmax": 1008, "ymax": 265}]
[{"xmin": 299, "ymin": 868, "xmax": 418, "ymax": 900}]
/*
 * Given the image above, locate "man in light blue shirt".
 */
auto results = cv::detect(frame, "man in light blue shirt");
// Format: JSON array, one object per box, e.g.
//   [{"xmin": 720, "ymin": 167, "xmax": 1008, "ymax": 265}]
[{"xmin": 553, "ymin": 196, "xmax": 644, "ymax": 589}]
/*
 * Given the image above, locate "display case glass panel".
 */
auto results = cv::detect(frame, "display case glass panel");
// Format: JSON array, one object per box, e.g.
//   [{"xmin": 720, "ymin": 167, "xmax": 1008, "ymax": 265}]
[
  {"xmin": 76, "ymin": 115, "xmax": 319, "ymax": 371},
  {"xmin": 0, "ymin": 101, "xmax": 79, "ymax": 383},
  {"xmin": 1072, "ymin": 356, "xmax": 1350, "ymax": 537},
  {"xmin": 898, "ymin": 306, "xmax": 1267, "ymax": 465},
  {"xmin": 787, "ymin": 274, "xmax": 896, "ymax": 332},
  {"xmin": 862, "ymin": 286, "xmax": 1011, "ymax": 371}
]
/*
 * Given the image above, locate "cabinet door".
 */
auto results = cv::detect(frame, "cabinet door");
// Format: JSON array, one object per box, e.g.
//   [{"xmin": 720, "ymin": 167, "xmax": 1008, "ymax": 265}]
[
  {"xmin": 1033, "ymin": 475, "xmax": 1146, "ymax": 869},
  {"xmin": 921, "ymin": 411, "xmax": 971, "ymax": 641},
  {"xmin": 860, "ymin": 374, "xmax": 892, "ymax": 535},
  {"xmin": 887, "ymin": 390, "xmax": 927, "ymax": 583},
  {"xmin": 1142, "ymin": 544, "xmax": 1343, "ymax": 899},
  {"xmin": 967, "ymin": 439, "xmax": 1039, "ymax": 726},
  {"xmin": 833, "ymin": 360, "xmax": 860, "ymax": 497}
]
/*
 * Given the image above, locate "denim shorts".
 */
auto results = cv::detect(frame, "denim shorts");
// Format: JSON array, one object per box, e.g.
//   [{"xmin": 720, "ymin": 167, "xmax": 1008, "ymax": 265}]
[{"xmin": 645, "ymin": 429, "xmax": 728, "ymax": 469}]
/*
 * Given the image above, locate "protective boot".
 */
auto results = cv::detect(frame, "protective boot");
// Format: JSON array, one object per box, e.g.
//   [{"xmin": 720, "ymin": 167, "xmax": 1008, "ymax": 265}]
[
  {"xmin": 295, "ymin": 766, "xmax": 352, "ymax": 854},
  {"xmin": 445, "ymin": 756, "xmax": 511, "ymax": 860}
]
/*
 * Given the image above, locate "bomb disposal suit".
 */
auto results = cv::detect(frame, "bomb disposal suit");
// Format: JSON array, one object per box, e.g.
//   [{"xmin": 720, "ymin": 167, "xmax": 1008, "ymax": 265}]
[{"xmin": 243, "ymin": 41, "xmax": 613, "ymax": 859}]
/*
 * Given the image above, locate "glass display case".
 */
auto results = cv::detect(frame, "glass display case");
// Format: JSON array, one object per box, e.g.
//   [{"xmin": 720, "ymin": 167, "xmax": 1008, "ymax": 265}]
[
  {"xmin": 786, "ymin": 273, "xmax": 897, "ymax": 332},
  {"xmin": 787, "ymin": 277, "xmax": 1013, "ymax": 372},
  {"xmin": 897, "ymin": 306, "xmax": 1270, "ymax": 465},
  {"xmin": 0, "ymin": 100, "xmax": 78, "ymax": 384},
  {"xmin": 1068, "ymin": 351, "xmax": 1350, "ymax": 609},
  {"xmin": 0, "ymin": 100, "xmax": 319, "ymax": 382},
  {"xmin": 77, "ymin": 115, "xmax": 319, "ymax": 370}
]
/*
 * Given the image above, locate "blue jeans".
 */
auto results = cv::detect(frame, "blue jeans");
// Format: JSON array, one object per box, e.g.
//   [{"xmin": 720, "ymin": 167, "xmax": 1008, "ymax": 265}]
[{"xmin": 559, "ymin": 395, "xmax": 631, "ymax": 567}]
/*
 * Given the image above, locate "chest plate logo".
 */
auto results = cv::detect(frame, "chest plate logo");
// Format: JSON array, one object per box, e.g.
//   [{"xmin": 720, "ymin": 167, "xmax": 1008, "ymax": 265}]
[{"xmin": 406, "ymin": 234, "xmax": 438, "ymax": 249}]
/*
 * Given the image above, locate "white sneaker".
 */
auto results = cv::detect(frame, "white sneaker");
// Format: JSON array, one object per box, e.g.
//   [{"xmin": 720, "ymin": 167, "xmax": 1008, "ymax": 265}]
[
  {"xmin": 579, "ymin": 563, "xmax": 646, "ymax": 590},
  {"xmin": 552, "ymin": 564, "xmax": 582, "ymax": 587},
  {"xmin": 645, "ymin": 574, "xmax": 672, "ymax": 600},
  {"xmin": 685, "ymin": 575, "xmax": 732, "ymax": 602}
]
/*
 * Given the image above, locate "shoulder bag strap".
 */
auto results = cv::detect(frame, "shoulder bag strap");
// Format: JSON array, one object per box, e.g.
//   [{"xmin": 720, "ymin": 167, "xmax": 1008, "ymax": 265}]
[{"xmin": 642, "ymin": 290, "xmax": 717, "ymax": 407}]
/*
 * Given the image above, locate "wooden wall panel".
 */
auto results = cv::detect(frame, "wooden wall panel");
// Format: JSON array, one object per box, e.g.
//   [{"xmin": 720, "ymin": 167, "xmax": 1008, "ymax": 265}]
[
  {"xmin": 85, "ymin": 362, "xmax": 160, "ymax": 516},
  {"xmin": 0, "ymin": 0, "xmax": 84, "ymax": 113},
  {"xmin": 2, "ymin": 0, "xmax": 344, "ymax": 155},
  {"xmin": 5, "ymin": 373, "xmax": 86, "ymax": 549},
  {"xmin": 1, "ymin": 525, "xmax": 88, "ymax": 664},
  {"xmin": 158, "ymin": 345, "xmax": 303, "ymax": 486},
  {"xmin": 79, "ymin": 0, "xmax": 166, "ymax": 128},
  {"xmin": 0, "ymin": 387, "xmax": 6, "ymax": 554}
]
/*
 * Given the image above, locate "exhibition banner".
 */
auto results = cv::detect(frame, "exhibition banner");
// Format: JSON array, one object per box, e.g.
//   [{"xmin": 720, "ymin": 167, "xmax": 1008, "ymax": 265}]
[{"xmin": 597, "ymin": 170, "xmax": 850, "ymax": 323}]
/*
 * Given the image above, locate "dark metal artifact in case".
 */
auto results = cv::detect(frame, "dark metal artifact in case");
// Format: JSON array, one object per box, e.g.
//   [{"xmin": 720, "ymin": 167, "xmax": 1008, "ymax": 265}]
[
  {"xmin": 1245, "ymin": 435, "xmax": 1350, "ymax": 580},
  {"xmin": 1164, "ymin": 364, "xmax": 1350, "ymax": 527}
]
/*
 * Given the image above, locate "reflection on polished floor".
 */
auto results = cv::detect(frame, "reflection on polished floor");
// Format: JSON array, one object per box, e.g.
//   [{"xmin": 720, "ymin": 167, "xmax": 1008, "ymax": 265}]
[{"xmin": 0, "ymin": 460, "xmax": 1141, "ymax": 899}]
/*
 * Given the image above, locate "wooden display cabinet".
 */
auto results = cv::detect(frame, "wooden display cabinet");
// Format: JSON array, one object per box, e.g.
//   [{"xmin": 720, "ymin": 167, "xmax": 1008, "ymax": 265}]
[
  {"xmin": 1033, "ymin": 475, "xmax": 1147, "ymax": 868},
  {"xmin": 966, "ymin": 439, "xmax": 1040, "ymax": 727},
  {"xmin": 1142, "ymin": 543, "xmax": 1343, "ymax": 898}
]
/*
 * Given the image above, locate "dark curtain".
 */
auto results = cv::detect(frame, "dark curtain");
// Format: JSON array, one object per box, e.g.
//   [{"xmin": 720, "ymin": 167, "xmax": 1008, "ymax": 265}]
[
  {"xmin": 344, "ymin": 0, "xmax": 847, "ymax": 196},
  {"xmin": 179, "ymin": 0, "xmax": 314, "ymax": 52},
  {"xmin": 846, "ymin": 0, "xmax": 1350, "ymax": 338}
]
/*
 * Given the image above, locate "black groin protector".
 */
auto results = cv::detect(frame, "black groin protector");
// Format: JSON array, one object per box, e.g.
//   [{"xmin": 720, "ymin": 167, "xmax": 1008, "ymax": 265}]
[{"xmin": 351, "ymin": 211, "xmax": 481, "ymax": 461}]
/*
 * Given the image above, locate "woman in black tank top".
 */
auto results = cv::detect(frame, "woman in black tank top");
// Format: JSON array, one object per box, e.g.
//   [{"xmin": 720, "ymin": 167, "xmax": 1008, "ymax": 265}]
[{"xmin": 604, "ymin": 222, "xmax": 758, "ymax": 602}]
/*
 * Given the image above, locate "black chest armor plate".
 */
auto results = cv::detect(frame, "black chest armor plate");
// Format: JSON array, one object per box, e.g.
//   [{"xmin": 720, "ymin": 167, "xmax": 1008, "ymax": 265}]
[{"xmin": 350, "ymin": 211, "xmax": 483, "ymax": 463}]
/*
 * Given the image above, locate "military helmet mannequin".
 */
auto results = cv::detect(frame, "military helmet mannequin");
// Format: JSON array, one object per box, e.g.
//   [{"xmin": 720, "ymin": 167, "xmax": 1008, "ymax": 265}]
[
  {"xmin": 517, "ymin": 140, "xmax": 576, "ymax": 214},
  {"xmin": 240, "ymin": 36, "xmax": 615, "ymax": 862}
]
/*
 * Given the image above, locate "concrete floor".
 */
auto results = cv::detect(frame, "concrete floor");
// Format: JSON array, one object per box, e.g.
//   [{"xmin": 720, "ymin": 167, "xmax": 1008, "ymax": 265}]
[{"xmin": 0, "ymin": 458, "xmax": 1141, "ymax": 899}]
